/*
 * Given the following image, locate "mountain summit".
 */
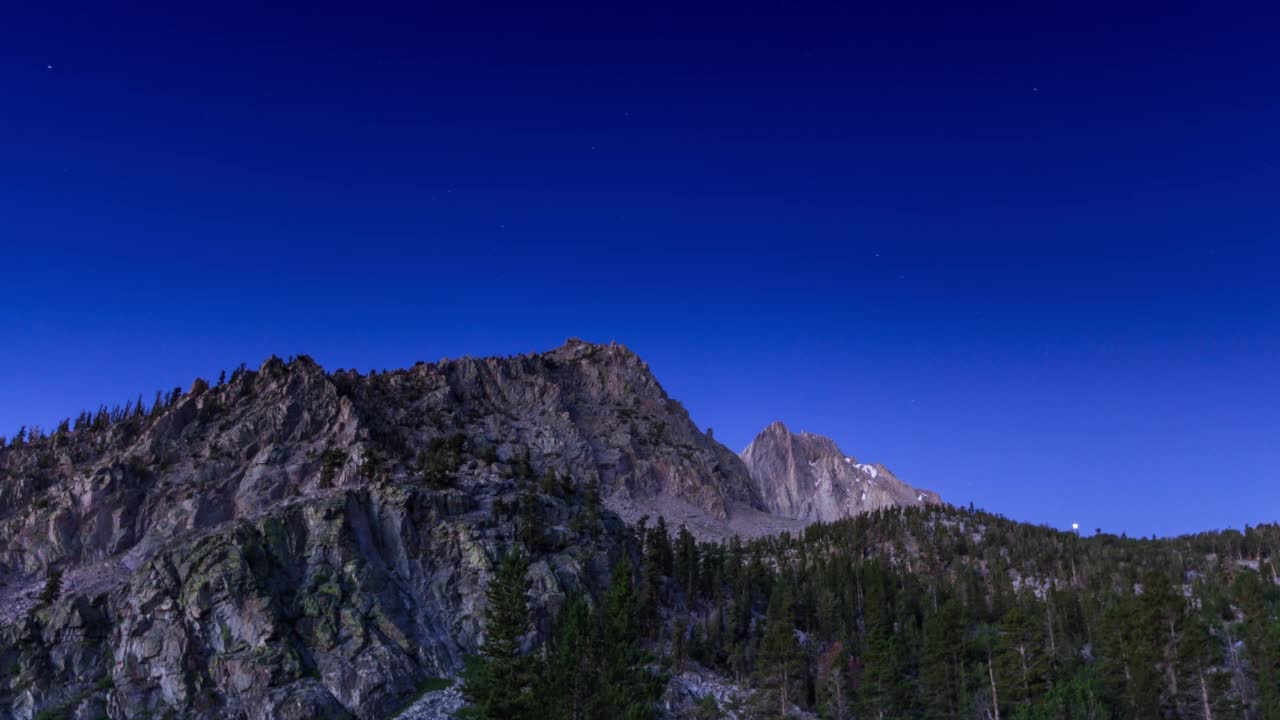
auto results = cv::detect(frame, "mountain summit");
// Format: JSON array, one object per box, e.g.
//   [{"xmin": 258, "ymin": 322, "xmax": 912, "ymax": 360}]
[
  {"xmin": 740, "ymin": 420, "xmax": 940, "ymax": 523},
  {"xmin": 0, "ymin": 341, "xmax": 943, "ymax": 719}
]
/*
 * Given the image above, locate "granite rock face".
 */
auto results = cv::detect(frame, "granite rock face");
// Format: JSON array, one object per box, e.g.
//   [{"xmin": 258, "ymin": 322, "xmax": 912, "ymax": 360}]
[
  {"xmin": 0, "ymin": 343, "xmax": 938, "ymax": 718},
  {"xmin": 0, "ymin": 340, "xmax": 769, "ymax": 719},
  {"xmin": 740, "ymin": 421, "xmax": 941, "ymax": 523}
]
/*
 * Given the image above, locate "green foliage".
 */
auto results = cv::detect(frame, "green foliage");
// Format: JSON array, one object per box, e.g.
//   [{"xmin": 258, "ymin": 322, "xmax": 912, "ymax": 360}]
[
  {"xmin": 1011, "ymin": 667, "xmax": 1112, "ymax": 720},
  {"xmin": 421, "ymin": 433, "xmax": 466, "ymax": 488},
  {"xmin": 611, "ymin": 505, "xmax": 1280, "ymax": 720},
  {"xmin": 756, "ymin": 579, "xmax": 803, "ymax": 718},
  {"xmin": 538, "ymin": 561, "xmax": 666, "ymax": 719},
  {"xmin": 319, "ymin": 448, "xmax": 346, "ymax": 486},
  {"xmin": 463, "ymin": 551, "xmax": 664, "ymax": 720},
  {"xmin": 460, "ymin": 550, "xmax": 538, "ymax": 719}
]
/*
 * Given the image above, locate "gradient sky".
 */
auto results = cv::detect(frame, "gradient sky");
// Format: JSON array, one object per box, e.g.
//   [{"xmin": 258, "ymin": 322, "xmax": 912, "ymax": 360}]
[{"xmin": 2, "ymin": 2, "xmax": 1277, "ymax": 537}]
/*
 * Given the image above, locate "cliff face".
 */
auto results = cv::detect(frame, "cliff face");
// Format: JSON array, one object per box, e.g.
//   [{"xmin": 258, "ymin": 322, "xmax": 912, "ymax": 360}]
[
  {"xmin": 0, "ymin": 340, "xmax": 765, "ymax": 720},
  {"xmin": 740, "ymin": 421, "xmax": 941, "ymax": 524}
]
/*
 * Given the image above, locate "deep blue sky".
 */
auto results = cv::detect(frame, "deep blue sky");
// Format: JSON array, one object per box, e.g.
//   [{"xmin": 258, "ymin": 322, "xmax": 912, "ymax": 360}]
[{"xmin": 3, "ymin": 2, "xmax": 1277, "ymax": 537}]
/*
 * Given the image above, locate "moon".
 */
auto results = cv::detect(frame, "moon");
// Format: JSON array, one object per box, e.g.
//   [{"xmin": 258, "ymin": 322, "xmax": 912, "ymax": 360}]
[{"xmin": 1071, "ymin": 522, "xmax": 1079, "ymax": 530}]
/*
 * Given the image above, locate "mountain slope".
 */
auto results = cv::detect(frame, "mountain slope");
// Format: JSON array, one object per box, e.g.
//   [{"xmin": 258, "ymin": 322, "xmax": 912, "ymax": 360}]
[
  {"xmin": 0, "ymin": 340, "xmax": 766, "ymax": 719},
  {"xmin": 740, "ymin": 420, "xmax": 940, "ymax": 523}
]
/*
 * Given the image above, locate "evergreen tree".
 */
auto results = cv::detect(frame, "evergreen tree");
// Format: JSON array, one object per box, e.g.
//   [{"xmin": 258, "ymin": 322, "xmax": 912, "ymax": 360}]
[
  {"xmin": 460, "ymin": 550, "xmax": 537, "ymax": 720},
  {"xmin": 1234, "ymin": 571, "xmax": 1280, "ymax": 720},
  {"xmin": 674, "ymin": 524, "xmax": 699, "ymax": 599},
  {"xmin": 859, "ymin": 561, "xmax": 907, "ymax": 720},
  {"xmin": 1175, "ymin": 614, "xmax": 1231, "ymax": 720},
  {"xmin": 1011, "ymin": 666, "xmax": 1112, "ymax": 720},
  {"xmin": 1096, "ymin": 595, "xmax": 1161, "ymax": 719},
  {"xmin": 995, "ymin": 594, "xmax": 1051, "ymax": 713},
  {"xmin": 540, "ymin": 599, "xmax": 595, "ymax": 720},
  {"xmin": 817, "ymin": 641, "xmax": 854, "ymax": 720},
  {"xmin": 757, "ymin": 579, "xmax": 804, "ymax": 718},
  {"xmin": 921, "ymin": 598, "xmax": 966, "ymax": 720}
]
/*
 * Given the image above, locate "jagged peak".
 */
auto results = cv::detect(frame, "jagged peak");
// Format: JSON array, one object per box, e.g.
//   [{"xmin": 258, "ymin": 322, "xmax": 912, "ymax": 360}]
[{"xmin": 746, "ymin": 421, "xmax": 845, "ymax": 459}]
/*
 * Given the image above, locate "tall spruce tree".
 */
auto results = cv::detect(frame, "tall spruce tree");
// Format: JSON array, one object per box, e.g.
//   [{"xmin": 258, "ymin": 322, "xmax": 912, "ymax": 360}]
[
  {"xmin": 921, "ymin": 597, "xmax": 966, "ymax": 720},
  {"xmin": 757, "ymin": 579, "xmax": 804, "ymax": 718},
  {"xmin": 460, "ymin": 550, "xmax": 537, "ymax": 720}
]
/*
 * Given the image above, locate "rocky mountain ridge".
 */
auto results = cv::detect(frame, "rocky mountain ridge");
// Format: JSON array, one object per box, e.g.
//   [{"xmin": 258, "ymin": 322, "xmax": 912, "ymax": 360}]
[{"xmin": 0, "ymin": 340, "xmax": 935, "ymax": 719}]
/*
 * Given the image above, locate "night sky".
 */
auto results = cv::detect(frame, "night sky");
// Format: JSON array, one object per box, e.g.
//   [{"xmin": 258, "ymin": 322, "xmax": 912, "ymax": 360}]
[{"xmin": 3, "ymin": 2, "xmax": 1277, "ymax": 537}]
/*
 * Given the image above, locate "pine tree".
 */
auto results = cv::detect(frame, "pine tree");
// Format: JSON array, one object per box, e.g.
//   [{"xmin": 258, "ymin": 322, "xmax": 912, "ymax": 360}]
[
  {"xmin": 590, "ymin": 553, "xmax": 665, "ymax": 718},
  {"xmin": 1096, "ymin": 595, "xmax": 1161, "ymax": 719},
  {"xmin": 995, "ymin": 594, "xmax": 1051, "ymax": 713},
  {"xmin": 540, "ymin": 599, "xmax": 595, "ymax": 720},
  {"xmin": 1234, "ymin": 571, "xmax": 1280, "ymax": 720},
  {"xmin": 860, "ymin": 562, "xmax": 907, "ymax": 720},
  {"xmin": 817, "ymin": 641, "xmax": 854, "ymax": 720},
  {"xmin": 672, "ymin": 618, "xmax": 688, "ymax": 673},
  {"xmin": 757, "ymin": 579, "xmax": 804, "ymax": 718},
  {"xmin": 674, "ymin": 524, "xmax": 699, "ymax": 599},
  {"xmin": 460, "ymin": 550, "xmax": 537, "ymax": 720},
  {"xmin": 921, "ymin": 598, "xmax": 965, "ymax": 720},
  {"xmin": 1175, "ymin": 614, "xmax": 1230, "ymax": 720}
]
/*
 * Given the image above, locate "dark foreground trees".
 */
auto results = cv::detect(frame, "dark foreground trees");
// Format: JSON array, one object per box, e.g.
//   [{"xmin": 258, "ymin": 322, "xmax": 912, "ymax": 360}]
[
  {"xmin": 461, "ymin": 507, "xmax": 1280, "ymax": 720},
  {"xmin": 461, "ymin": 551, "xmax": 665, "ymax": 720}
]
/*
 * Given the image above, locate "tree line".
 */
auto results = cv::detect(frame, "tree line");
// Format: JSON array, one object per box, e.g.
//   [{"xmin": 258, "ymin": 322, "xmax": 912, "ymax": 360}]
[{"xmin": 464, "ymin": 504, "xmax": 1280, "ymax": 719}]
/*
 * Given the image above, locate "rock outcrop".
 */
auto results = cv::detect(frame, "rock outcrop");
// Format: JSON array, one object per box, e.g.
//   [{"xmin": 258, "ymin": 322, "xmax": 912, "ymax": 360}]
[
  {"xmin": 740, "ymin": 421, "xmax": 941, "ymax": 523},
  {"xmin": 0, "ymin": 343, "xmax": 939, "ymax": 719},
  {"xmin": 0, "ymin": 340, "xmax": 774, "ymax": 719}
]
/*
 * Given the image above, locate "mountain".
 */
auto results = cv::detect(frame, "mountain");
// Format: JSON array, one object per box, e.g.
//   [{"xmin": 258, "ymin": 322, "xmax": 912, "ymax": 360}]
[
  {"xmin": 0, "ymin": 340, "xmax": 783, "ymax": 719},
  {"xmin": 740, "ymin": 421, "xmax": 940, "ymax": 523},
  {"xmin": 2, "ymin": 341, "xmax": 1275, "ymax": 720}
]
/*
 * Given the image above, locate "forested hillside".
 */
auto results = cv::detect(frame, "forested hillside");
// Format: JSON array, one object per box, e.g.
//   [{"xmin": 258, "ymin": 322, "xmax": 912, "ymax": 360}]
[{"xmin": 463, "ymin": 505, "xmax": 1280, "ymax": 720}]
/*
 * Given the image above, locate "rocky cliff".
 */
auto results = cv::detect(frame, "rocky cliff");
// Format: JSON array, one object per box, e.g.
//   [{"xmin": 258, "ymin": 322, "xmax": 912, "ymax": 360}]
[
  {"xmin": 0, "ymin": 340, "xmax": 772, "ymax": 720},
  {"xmin": 740, "ymin": 421, "xmax": 941, "ymax": 523}
]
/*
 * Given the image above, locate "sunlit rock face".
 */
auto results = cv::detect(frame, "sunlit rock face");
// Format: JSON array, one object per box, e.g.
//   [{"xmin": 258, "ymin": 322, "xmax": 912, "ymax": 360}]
[{"xmin": 740, "ymin": 421, "xmax": 941, "ymax": 524}]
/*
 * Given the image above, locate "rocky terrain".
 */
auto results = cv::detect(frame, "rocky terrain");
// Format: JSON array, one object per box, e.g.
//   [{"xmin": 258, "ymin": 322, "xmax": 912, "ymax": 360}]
[
  {"xmin": 740, "ymin": 421, "xmax": 940, "ymax": 524},
  {"xmin": 0, "ymin": 340, "xmax": 938, "ymax": 719}
]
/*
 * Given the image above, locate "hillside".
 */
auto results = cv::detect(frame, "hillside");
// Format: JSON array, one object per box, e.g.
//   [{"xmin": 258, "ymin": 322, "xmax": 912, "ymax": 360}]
[{"xmin": 0, "ymin": 340, "xmax": 759, "ymax": 718}]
